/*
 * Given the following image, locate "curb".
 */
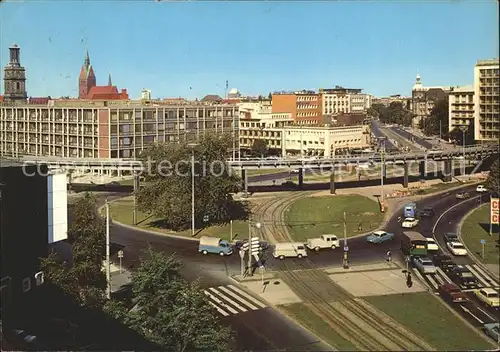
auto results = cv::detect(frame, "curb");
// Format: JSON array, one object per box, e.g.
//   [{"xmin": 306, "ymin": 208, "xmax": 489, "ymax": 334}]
[{"xmin": 457, "ymin": 203, "xmax": 499, "ymax": 282}]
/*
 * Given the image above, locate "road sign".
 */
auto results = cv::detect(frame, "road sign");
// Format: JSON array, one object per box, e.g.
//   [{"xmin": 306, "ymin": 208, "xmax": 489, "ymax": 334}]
[
  {"xmin": 480, "ymin": 239, "xmax": 486, "ymax": 245},
  {"xmin": 203, "ymin": 215, "xmax": 209, "ymax": 222},
  {"xmin": 344, "ymin": 246, "xmax": 349, "ymax": 252},
  {"xmin": 491, "ymin": 198, "xmax": 499, "ymax": 225},
  {"xmin": 250, "ymin": 237, "xmax": 260, "ymax": 255},
  {"xmin": 118, "ymin": 250, "xmax": 124, "ymax": 258}
]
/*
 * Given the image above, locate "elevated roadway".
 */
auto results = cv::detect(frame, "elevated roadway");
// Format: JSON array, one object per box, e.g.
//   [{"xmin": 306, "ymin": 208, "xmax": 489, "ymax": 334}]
[{"xmin": 388, "ymin": 125, "xmax": 433, "ymax": 149}]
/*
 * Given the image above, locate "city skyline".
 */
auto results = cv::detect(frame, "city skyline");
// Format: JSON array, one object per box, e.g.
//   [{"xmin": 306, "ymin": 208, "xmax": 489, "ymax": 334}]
[{"xmin": 1, "ymin": 1, "xmax": 498, "ymax": 99}]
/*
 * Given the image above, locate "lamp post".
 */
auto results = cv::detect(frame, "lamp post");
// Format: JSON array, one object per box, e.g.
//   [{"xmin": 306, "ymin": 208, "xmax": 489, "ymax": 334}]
[
  {"xmin": 187, "ymin": 143, "xmax": 199, "ymax": 237},
  {"xmin": 459, "ymin": 125, "xmax": 468, "ymax": 159},
  {"xmin": 377, "ymin": 137, "xmax": 386, "ymax": 211},
  {"xmin": 247, "ymin": 219, "xmax": 262, "ymax": 276},
  {"xmin": 105, "ymin": 199, "xmax": 111, "ymax": 299}
]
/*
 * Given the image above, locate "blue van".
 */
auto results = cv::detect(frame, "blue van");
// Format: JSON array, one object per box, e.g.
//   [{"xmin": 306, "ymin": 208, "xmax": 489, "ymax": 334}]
[
  {"xmin": 404, "ymin": 202, "xmax": 417, "ymax": 218},
  {"xmin": 198, "ymin": 236, "xmax": 233, "ymax": 256}
]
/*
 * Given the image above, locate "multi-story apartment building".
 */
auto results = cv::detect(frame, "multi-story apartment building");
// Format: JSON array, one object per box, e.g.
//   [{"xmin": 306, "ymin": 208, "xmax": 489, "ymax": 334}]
[
  {"xmin": 372, "ymin": 95, "xmax": 411, "ymax": 109},
  {"xmin": 271, "ymin": 91, "xmax": 323, "ymax": 125},
  {"xmin": 448, "ymin": 85, "xmax": 475, "ymax": 132},
  {"xmin": 474, "ymin": 59, "xmax": 499, "ymax": 141},
  {"xmin": 411, "ymin": 74, "xmax": 453, "ymax": 128},
  {"xmin": 0, "ymin": 99, "xmax": 239, "ymax": 158},
  {"xmin": 319, "ymin": 87, "xmax": 371, "ymax": 115}
]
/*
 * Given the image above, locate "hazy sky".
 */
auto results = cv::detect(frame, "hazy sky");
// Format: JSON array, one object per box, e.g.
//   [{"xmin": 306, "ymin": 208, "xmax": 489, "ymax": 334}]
[{"xmin": 1, "ymin": 0, "xmax": 498, "ymax": 99}]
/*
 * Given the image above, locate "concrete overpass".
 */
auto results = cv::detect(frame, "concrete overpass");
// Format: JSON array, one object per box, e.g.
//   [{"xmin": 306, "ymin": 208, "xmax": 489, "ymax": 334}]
[{"xmin": 1, "ymin": 144, "xmax": 497, "ymax": 194}]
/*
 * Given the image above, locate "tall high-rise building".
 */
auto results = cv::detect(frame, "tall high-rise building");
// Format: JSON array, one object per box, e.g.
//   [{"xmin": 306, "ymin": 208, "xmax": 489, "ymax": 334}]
[
  {"xmin": 3, "ymin": 44, "xmax": 27, "ymax": 104},
  {"xmin": 448, "ymin": 85, "xmax": 475, "ymax": 132},
  {"xmin": 474, "ymin": 59, "xmax": 499, "ymax": 141}
]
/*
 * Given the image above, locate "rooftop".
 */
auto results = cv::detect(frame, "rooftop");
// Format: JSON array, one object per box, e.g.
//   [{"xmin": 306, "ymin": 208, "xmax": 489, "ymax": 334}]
[{"xmin": 476, "ymin": 58, "xmax": 499, "ymax": 67}]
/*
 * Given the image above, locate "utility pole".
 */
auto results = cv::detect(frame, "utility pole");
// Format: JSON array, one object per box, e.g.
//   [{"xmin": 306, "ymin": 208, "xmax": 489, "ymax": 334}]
[
  {"xmin": 191, "ymin": 149, "xmax": 195, "ymax": 237},
  {"xmin": 105, "ymin": 199, "xmax": 111, "ymax": 299}
]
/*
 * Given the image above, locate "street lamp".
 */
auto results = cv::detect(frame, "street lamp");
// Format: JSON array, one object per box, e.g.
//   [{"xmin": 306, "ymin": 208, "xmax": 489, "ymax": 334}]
[
  {"xmin": 188, "ymin": 143, "xmax": 199, "ymax": 237},
  {"xmin": 459, "ymin": 125, "xmax": 468, "ymax": 159},
  {"xmin": 377, "ymin": 137, "xmax": 387, "ymax": 212}
]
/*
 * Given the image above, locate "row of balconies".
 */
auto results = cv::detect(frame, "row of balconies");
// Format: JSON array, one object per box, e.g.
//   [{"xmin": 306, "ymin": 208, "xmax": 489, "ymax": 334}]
[{"xmin": 0, "ymin": 127, "xmax": 98, "ymax": 135}]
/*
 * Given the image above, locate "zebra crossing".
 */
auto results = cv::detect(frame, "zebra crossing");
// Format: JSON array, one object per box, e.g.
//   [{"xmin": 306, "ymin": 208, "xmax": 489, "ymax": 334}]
[
  {"xmin": 204, "ymin": 284, "xmax": 268, "ymax": 317},
  {"xmin": 415, "ymin": 264, "xmax": 500, "ymax": 292}
]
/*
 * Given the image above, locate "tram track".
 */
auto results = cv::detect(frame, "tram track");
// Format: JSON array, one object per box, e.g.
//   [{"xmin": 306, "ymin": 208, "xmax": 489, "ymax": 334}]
[{"xmin": 255, "ymin": 192, "xmax": 436, "ymax": 351}]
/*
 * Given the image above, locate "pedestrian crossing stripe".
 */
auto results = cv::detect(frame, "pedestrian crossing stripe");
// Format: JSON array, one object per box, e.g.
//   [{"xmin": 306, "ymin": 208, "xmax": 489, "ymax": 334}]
[
  {"xmin": 204, "ymin": 284, "xmax": 267, "ymax": 316},
  {"xmin": 417, "ymin": 264, "xmax": 499, "ymax": 291}
]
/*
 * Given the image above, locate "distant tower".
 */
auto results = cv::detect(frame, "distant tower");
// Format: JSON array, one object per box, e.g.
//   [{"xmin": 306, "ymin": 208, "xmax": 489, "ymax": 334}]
[
  {"xmin": 3, "ymin": 44, "xmax": 27, "ymax": 103},
  {"xmin": 78, "ymin": 50, "xmax": 96, "ymax": 99},
  {"xmin": 108, "ymin": 73, "xmax": 112, "ymax": 86}
]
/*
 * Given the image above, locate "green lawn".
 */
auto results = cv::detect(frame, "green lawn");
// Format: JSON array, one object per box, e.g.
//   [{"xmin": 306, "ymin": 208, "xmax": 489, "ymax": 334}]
[
  {"xmin": 118, "ymin": 178, "xmax": 135, "ymax": 186},
  {"xmin": 413, "ymin": 181, "xmax": 464, "ymax": 195},
  {"xmin": 284, "ymin": 195, "xmax": 384, "ymax": 241},
  {"xmin": 364, "ymin": 292, "xmax": 494, "ymax": 351},
  {"xmin": 107, "ymin": 197, "xmax": 248, "ymax": 241},
  {"xmin": 461, "ymin": 204, "xmax": 499, "ymax": 264},
  {"xmin": 280, "ymin": 303, "xmax": 357, "ymax": 351}
]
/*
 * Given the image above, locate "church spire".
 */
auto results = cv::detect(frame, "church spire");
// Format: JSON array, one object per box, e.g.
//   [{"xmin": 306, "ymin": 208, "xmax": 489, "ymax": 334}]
[
  {"xmin": 108, "ymin": 72, "xmax": 112, "ymax": 86},
  {"xmin": 84, "ymin": 50, "xmax": 90, "ymax": 67}
]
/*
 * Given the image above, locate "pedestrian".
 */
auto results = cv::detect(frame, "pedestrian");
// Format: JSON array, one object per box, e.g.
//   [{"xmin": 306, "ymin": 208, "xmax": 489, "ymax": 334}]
[
  {"xmin": 357, "ymin": 221, "xmax": 362, "ymax": 232},
  {"xmin": 386, "ymin": 250, "xmax": 392, "ymax": 262}
]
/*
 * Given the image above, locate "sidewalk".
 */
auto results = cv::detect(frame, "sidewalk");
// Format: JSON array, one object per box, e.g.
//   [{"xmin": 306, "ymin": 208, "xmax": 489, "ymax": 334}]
[{"xmin": 109, "ymin": 262, "xmax": 132, "ymax": 293}]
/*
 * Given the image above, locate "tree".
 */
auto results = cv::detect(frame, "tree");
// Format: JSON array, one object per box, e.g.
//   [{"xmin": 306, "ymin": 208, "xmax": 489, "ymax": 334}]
[
  {"xmin": 422, "ymin": 99, "xmax": 449, "ymax": 136},
  {"xmin": 486, "ymin": 159, "xmax": 499, "ymax": 196},
  {"xmin": 137, "ymin": 132, "xmax": 249, "ymax": 230},
  {"xmin": 251, "ymin": 139, "xmax": 268, "ymax": 157},
  {"xmin": 448, "ymin": 123, "xmax": 475, "ymax": 145},
  {"xmin": 41, "ymin": 193, "xmax": 106, "ymax": 307},
  {"xmin": 370, "ymin": 102, "xmax": 412, "ymax": 126},
  {"xmin": 120, "ymin": 249, "xmax": 233, "ymax": 351}
]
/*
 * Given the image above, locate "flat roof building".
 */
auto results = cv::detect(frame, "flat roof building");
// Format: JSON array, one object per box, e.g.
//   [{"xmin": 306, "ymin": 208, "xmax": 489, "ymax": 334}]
[{"xmin": 474, "ymin": 58, "xmax": 499, "ymax": 141}]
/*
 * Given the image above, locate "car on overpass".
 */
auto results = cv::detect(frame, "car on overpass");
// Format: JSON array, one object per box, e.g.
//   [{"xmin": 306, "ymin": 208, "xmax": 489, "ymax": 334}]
[
  {"xmin": 366, "ymin": 231, "xmax": 394, "ymax": 244},
  {"xmin": 474, "ymin": 288, "xmax": 500, "ymax": 308},
  {"xmin": 401, "ymin": 217, "xmax": 419, "ymax": 229}
]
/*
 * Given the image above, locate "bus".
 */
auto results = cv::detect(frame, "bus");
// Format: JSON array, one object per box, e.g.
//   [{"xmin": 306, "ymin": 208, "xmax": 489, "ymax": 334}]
[
  {"xmin": 404, "ymin": 202, "xmax": 417, "ymax": 218},
  {"xmin": 401, "ymin": 231, "xmax": 428, "ymax": 257}
]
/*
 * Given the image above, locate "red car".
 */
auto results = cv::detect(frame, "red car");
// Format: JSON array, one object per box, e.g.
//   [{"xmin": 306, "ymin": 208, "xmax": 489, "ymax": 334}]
[{"xmin": 438, "ymin": 283, "xmax": 469, "ymax": 303}]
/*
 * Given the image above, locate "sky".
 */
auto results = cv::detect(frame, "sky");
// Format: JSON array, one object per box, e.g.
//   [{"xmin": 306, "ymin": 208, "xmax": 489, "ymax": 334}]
[{"xmin": 1, "ymin": 0, "xmax": 498, "ymax": 99}]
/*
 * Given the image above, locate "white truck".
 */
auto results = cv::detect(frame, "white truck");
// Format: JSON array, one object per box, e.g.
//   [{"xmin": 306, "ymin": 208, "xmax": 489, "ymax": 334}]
[
  {"xmin": 273, "ymin": 242, "xmax": 308, "ymax": 260},
  {"xmin": 306, "ymin": 234, "xmax": 339, "ymax": 252}
]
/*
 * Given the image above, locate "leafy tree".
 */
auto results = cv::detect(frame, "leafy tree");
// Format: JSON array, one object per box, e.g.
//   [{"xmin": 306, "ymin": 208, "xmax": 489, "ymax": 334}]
[
  {"xmin": 120, "ymin": 249, "xmax": 233, "ymax": 351},
  {"xmin": 251, "ymin": 139, "xmax": 268, "ymax": 157},
  {"xmin": 422, "ymin": 99, "xmax": 449, "ymax": 136},
  {"xmin": 448, "ymin": 123, "xmax": 475, "ymax": 145},
  {"xmin": 370, "ymin": 102, "xmax": 412, "ymax": 126},
  {"xmin": 41, "ymin": 193, "xmax": 106, "ymax": 307},
  {"xmin": 486, "ymin": 159, "xmax": 499, "ymax": 195},
  {"xmin": 137, "ymin": 132, "xmax": 249, "ymax": 230}
]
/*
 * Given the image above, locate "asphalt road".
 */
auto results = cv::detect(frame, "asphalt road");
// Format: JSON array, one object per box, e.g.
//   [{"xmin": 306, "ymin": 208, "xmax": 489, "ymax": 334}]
[
  {"xmin": 389, "ymin": 126, "xmax": 434, "ymax": 149},
  {"xmin": 371, "ymin": 121, "xmax": 396, "ymax": 150},
  {"xmin": 99, "ymin": 185, "xmax": 497, "ymax": 349}
]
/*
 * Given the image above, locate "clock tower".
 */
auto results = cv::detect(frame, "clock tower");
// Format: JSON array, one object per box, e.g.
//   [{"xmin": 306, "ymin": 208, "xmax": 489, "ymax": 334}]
[{"xmin": 3, "ymin": 44, "xmax": 27, "ymax": 103}]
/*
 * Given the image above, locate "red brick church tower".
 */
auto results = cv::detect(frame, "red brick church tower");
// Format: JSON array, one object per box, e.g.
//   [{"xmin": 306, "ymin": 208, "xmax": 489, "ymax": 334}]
[{"xmin": 78, "ymin": 50, "xmax": 96, "ymax": 99}]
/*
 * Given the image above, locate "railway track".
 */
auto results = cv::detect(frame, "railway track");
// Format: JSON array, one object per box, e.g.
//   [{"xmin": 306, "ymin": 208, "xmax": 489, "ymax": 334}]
[{"xmin": 255, "ymin": 194, "xmax": 435, "ymax": 351}]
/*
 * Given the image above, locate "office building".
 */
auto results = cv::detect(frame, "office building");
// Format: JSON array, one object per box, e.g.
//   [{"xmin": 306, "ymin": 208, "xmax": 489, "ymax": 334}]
[
  {"xmin": 474, "ymin": 58, "xmax": 499, "ymax": 141},
  {"xmin": 0, "ymin": 99, "xmax": 239, "ymax": 158},
  {"xmin": 271, "ymin": 91, "xmax": 323, "ymax": 125},
  {"xmin": 319, "ymin": 87, "xmax": 371, "ymax": 115},
  {"xmin": 1, "ymin": 161, "xmax": 68, "ymax": 313},
  {"xmin": 448, "ymin": 85, "xmax": 475, "ymax": 132},
  {"xmin": 373, "ymin": 95, "xmax": 411, "ymax": 109}
]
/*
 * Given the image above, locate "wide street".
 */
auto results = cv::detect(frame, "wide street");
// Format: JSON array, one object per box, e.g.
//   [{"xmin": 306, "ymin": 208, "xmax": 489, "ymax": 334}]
[{"xmin": 96, "ymin": 182, "xmax": 499, "ymax": 350}]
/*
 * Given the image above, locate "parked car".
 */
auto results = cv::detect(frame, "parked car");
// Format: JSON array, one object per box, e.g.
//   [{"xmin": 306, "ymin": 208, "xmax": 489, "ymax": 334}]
[
  {"xmin": 426, "ymin": 237, "xmax": 439, "ymax": 251},
  {"xmin": 456, "ymin": 191, "xmax": 470, "ymax": 199},
  {"xmin": 438, "ymin": 283, "xmax": 469, "ymax": 304},
  {"xmin": 418, "ymin": 206, "xmax": 435, "ymax": 217},
  {"xmin": 401, "ymin": 217, "xmax": 419, "ymax": 229},
  {"xmin": 444, "ymin": 232, "xmax": 459, "ymax": 243},
  {"xmin": 476, "ymin": 185, "xmax": 488, "ymax": 193},
  {"xmin": 432, "ymin": 254, "xmax": 455, "ymax": 271},
  {"xmin": 366, "ymin": 231, "xmax": 394, "ymax": 244},
  {"xmin": 449, "ymin": 266, "xmax": 479, "ymax": 288},
  {"xmin": 413, "ymin": 256, "xmax": 437, "ymax": 274},
  {"xmin": 446, "ymin": 241, "xmax": 468, "ymax": 256},
  {"xmin": 483, "ymin": 323, "xmax": 500, "ymax": 343},
  {"xmin": 474, "ymin": 288, "xmax": 500, "ymax": 308},
  {"xmin": 290, "ymin": 169, "xmax": 300, "ymax": 174}
]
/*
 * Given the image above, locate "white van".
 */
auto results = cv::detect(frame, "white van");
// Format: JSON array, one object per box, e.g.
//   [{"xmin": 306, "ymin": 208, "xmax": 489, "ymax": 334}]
[{"xmin": 273, "ymin": 242, "xmax": 308, "ymax": 260}]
